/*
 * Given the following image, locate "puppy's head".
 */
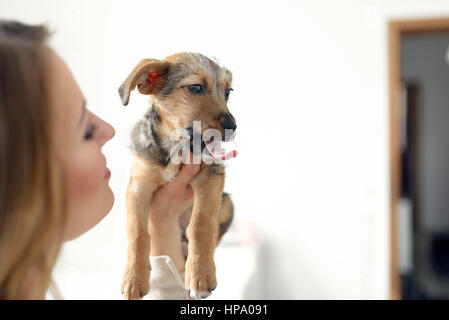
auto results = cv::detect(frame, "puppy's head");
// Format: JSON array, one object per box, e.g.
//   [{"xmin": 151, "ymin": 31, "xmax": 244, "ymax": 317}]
[{"xmin": 119, "ymin": 52, "xmax": 236, "ymax": 145}]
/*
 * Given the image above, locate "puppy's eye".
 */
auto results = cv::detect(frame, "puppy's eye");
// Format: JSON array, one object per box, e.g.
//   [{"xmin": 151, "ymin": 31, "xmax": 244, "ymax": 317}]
[
  {"xmin": 225, "ymin": 88, "xmax": 233, "ymax": 101},
  {"xmin": 187, "ymin": 84, "xmax": 204, "ymax": 95}
]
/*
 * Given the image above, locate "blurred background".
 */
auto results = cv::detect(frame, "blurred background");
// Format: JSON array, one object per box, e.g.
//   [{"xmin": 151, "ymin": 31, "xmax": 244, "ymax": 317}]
[{"xmin": 1, "ymin": 0, "xmax": 449, "ymax": 299}]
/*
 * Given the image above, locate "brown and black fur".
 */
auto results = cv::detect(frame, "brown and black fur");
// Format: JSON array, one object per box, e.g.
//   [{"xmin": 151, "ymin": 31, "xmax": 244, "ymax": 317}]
[{"xmin": 119, "ymin": 52, "xmax": 236, "ymax": 300}]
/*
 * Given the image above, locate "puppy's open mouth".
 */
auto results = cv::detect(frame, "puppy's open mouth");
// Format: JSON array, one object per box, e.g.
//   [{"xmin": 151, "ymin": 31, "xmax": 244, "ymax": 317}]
[
  {"xmin": 204, "ymin": 138, "xmax": 238, "ymax": 160},
  {"xmin": 187, "ymin": 129, "xmax": 238, "ymax": 161}
]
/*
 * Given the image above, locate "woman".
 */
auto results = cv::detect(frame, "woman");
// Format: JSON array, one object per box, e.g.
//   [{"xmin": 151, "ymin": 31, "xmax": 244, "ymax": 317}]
[{"xmin": 0, "ymin": 20, "xmax": 198, "ymax": 299}]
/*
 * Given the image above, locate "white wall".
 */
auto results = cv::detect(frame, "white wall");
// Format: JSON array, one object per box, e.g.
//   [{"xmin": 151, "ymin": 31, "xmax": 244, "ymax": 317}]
[{"xmin": 2, "ymin": 0, "xmax": 449, "ymax": 299}]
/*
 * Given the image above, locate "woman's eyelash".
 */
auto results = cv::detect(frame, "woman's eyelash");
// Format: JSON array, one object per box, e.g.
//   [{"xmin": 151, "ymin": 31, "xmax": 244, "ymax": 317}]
[{"xmin": 84, "ymin": 123, "xmax": 97, "ymax": 140}]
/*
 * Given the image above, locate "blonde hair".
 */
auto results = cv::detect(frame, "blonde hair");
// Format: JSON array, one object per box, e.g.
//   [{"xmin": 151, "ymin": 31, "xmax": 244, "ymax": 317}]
[{"xmin": 0, "ymin": 21, "xmax": 67, "ymax": 299}]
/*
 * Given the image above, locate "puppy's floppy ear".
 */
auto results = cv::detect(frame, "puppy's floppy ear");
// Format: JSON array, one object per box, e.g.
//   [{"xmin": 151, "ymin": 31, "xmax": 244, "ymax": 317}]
[{"xmin": 118, "ymin": 58, "xmax": 169, "ymax": 106}]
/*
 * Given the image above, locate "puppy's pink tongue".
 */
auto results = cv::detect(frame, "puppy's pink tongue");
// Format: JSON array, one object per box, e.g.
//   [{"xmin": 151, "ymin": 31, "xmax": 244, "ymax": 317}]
[{"xmin": 205, "ymin": 141, "xmax": 238, "ymax": 160}]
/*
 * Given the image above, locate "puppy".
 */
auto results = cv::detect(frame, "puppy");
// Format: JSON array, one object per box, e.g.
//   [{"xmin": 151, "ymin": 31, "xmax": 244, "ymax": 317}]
[{"xmin": 118, "ymin": 52, "xmax": 237, "ymax": 299}]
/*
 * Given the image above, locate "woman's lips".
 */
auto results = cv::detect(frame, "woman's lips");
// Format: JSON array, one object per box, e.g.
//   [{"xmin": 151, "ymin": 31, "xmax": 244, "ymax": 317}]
[{"xmin": 104, "ymin": 168, "xmax": 111, "ymax": 180}]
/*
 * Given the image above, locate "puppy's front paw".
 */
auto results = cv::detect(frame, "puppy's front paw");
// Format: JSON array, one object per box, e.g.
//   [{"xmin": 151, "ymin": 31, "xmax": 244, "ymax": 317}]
[
  {"xmin": 185, "ymin": 256, "xmax": 217, "ymax": 299},
  {"xmin": 121, "ymin": 264, "xmax": 150, "ymax": 300}
]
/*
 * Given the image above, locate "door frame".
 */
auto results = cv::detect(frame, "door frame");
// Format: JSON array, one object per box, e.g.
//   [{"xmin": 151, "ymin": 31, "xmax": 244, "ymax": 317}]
[{"xmin": 388, "ymin": 16, "xmax": 449, "ymax": 300}]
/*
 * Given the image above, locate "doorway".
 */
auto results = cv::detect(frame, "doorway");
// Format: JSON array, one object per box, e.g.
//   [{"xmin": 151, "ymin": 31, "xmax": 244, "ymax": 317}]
[{"xmin": 389, "ymin": 17, "xmax": 449, "ymax": 300}]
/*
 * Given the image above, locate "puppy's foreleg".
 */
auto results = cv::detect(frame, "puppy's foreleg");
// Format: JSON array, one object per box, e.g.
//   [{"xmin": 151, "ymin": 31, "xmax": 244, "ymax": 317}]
[
  {"xmin": 121, "ymin": 179, "xmax": 156, "ymax": 299},
  {"xmin": 185, "ymin": 171, "xmax": 225, "ymax": 299}
]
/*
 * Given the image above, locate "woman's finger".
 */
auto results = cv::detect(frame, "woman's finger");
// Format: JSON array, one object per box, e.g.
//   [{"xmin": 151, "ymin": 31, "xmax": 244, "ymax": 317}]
[
  {"xmin": 182, "ymin": 185, "xmax": 194, "ymax": 201},
  {"xmin": 183, "ymin": 150, "xmax": 196, "ymax": 164},
  {"xmin": 174, "ymin": 163, "xmax": 200, "ymax": 190}
]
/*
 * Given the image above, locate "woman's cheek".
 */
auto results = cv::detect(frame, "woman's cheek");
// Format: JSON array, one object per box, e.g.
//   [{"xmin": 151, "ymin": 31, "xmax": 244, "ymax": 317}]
[{"xmin": 68, "ymin": 153, "xmax": 104, "ymax": 198}]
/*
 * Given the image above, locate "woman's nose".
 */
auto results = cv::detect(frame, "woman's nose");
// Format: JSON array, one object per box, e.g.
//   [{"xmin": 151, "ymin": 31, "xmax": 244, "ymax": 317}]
[
  {"xmin": 106, "ymin": 121, "xmax": 115, "ymax": 141},
  {"xmin": 99, "ymin": 119, "xmax": 115, "ymax": 147}
]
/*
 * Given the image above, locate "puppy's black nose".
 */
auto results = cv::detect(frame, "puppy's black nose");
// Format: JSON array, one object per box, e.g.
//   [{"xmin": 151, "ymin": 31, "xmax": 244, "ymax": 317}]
[
  {"xmin": 220, "ymin": 118, "xmax": 237, "ymax": 131},
  {"xmin": 221, "ymin": 119, "xmax": 237, "ymax": 131}
]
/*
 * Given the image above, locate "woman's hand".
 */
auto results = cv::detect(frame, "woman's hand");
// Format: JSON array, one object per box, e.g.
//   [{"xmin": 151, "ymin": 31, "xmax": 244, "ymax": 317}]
[
  {"xmin": 148, "ymin": 161, "xmax": 200, "ymax": 228},
  {"xmin": 148, "ymin": 154, "xmax": 200, "ymax": 272}
]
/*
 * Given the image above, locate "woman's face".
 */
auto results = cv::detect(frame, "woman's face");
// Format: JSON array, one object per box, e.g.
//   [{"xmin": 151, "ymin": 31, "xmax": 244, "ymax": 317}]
[{"xmin": 48, "ymin": 53, "xmax": 115, "ymax": 241}]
